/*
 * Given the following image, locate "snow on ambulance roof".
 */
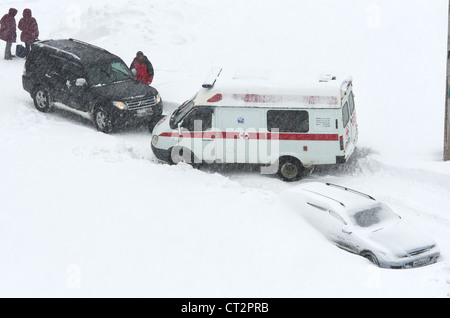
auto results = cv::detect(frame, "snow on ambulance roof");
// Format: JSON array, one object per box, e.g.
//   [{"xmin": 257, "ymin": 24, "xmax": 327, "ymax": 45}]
[{"xmin": 195, "ymin": 68, "xmax": 353, "ymax": 109}]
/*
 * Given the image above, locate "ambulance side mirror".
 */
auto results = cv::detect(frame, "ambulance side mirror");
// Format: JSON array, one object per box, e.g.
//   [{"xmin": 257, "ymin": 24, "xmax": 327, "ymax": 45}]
[{"xmin": 178, "ymin": 122, "xmax": 182, "ymax": 135}]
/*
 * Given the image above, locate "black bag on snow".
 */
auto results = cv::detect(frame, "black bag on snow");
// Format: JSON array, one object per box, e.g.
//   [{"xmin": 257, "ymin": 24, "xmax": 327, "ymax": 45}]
[{"xmin": 16, "ymin": 44, "xmax": 26, "ymax": 58}]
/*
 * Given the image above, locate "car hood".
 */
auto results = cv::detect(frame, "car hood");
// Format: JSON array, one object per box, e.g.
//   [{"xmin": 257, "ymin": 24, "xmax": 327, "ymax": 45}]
[
  {"xmin": 368, "ymin": 222, "xmax": 436, "ymax": 255},
  {"xmin": 91, "ymin": 80, "xmax": 158, "ymax": 101}
]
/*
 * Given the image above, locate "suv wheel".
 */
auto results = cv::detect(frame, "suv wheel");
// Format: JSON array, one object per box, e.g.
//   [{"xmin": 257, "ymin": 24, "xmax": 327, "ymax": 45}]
[
  {"xmin": 33, "ymin": 87, "xmax": 53, "ymax": 113},
  {"xmin": 94, "ymin": 108, "xmax": 113, "ymax": 133},
  {"xmin": 148, "ymin": 115, "xmax": 164, "ymax": 133},
  {"xmin": 277, "ymin": 157, "xmax": 305, "ymax": 182}
]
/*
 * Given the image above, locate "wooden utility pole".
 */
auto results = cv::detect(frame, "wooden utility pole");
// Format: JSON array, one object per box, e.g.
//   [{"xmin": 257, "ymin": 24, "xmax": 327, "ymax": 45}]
[{"xmin": 445, "ymin": 1, "xmax": 450, "ymax": 161}]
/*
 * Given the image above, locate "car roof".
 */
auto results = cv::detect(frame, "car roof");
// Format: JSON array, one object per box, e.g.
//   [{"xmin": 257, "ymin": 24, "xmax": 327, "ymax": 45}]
[
  {"xmin": 291, "ymin": 182, "xmax": 378, "ymax": 212},
  {"xmin": 33, "ymin": 39, "xmax": 119, "ymax": 64}
]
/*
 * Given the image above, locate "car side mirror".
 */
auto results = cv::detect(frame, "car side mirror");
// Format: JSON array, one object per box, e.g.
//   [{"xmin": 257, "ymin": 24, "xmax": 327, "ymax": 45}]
[
  {"xmin": 75, "ymin": 78, "xmax": 87, "ymax": 87},
  {"xmin": 342, "ymin": 226, "xmax": 352, "ymax": 235},
  {"xmin": 131, "ymin": 69, "xmax": 137, "ymax": 76}
]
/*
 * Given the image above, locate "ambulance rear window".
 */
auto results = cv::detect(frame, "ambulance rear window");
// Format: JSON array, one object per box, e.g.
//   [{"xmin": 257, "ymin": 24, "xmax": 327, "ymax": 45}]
[
  {"xmin": 342, "ymin": 102, "xmax": 350, "ymax": 127},
  {"xmin": 349, "ymin": 91, "xmax": 355, "ymax": 115},
  {"xmin": 267, "ymin": 110, "xmax": 309, "ymax": 133}
]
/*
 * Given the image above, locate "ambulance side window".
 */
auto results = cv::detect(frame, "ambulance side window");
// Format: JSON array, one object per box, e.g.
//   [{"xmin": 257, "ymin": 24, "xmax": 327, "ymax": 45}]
[
  {"xmin": 183, "ymin": 109, "xmax": 213, "ymax": 132},
  {"xmin": 267, "ymin": 110, "xmax": 309, "ymax": 133},
  {"xmin": 342, "ymin": 102, "xmax": 350, "ymax": 127}
]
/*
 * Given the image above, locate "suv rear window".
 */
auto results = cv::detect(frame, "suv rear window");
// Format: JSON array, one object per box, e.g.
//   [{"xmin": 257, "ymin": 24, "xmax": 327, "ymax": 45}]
[
  {"xmin": 342, "ymin": 102, "xmax": 350, "ymax": 127},
  {"xmin": 267, "ymin": 110, "xmax": 309, "ymax": 133},
  {"xmin": 28, "ymin": 51, "xmax": 66, "ymax": 75}
]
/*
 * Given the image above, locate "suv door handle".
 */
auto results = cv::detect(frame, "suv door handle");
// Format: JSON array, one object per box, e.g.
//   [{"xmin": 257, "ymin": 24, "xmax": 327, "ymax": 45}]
[{"xmin": 45, "ymin": 71, "xmax": 59, "ymax": 78}]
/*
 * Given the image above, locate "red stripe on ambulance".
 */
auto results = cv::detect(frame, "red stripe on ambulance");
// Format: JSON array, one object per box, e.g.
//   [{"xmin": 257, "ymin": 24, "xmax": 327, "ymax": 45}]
[{"xmin": 159, "ymin": 132, "xmax": 338, "ymax": 141}]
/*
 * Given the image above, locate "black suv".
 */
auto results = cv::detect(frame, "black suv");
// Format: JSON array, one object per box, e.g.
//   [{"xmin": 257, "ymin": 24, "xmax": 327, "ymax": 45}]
[{"xmin": 23, "ymin": 39, "xmax": 163, "ymax": 133}]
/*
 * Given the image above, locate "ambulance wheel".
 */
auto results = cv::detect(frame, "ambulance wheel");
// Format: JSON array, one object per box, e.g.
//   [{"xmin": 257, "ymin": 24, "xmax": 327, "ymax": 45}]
[
  {"xmin": 169, "ymin": 147, "xmax": 197, "ymax": 166},
  {"xmin": 278, "ymin": 157, "xmax": 305, "ymax": 182}
]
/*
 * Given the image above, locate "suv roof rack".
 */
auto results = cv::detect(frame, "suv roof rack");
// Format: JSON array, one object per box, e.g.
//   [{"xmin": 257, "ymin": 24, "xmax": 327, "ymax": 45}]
[
  {"xmin": 68, "ymin": 38, "xmax": 110, "ymax": 53},
  {"xmin": 35, "ymin": 41, "xmax": 81, "ymax": 61},
  {"xmin": 34, "ymin": 39, "xmax": 116, "ymax": 64},
  {"xmin": 325, "ymin": 183, "xmax": 376, "ymax": 201}
]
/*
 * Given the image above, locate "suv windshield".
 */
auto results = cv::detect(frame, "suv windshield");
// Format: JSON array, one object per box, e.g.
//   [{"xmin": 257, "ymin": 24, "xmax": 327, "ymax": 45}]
[
  {"xmin": 170, "ymin": 99, "xmax": 195, "ymax": 129},
  {"xmin": 87, "ymin": 60, "xmax": 134, "ymax": 86},
  {"xmin": 349, "ymin": 203, "xmax": 400, "ymax": 229}
]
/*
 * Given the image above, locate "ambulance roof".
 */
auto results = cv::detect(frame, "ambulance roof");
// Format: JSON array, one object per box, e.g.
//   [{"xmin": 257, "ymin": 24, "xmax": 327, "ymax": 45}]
[{"xmin": 194, "ymin": 68, "xmax": 353, "ymax": 109}]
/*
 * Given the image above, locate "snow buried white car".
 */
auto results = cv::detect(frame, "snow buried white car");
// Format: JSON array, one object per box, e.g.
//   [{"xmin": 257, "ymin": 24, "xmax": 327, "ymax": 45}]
[{"xmin": 282, "ymin": 182, "xmax": 440, "ymax": 269}]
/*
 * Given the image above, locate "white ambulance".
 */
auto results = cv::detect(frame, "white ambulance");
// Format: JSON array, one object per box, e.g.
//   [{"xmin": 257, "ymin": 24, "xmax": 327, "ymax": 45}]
[{"xmin": 151, "ymin": 68, "xmax": 358, "ymax": 181}]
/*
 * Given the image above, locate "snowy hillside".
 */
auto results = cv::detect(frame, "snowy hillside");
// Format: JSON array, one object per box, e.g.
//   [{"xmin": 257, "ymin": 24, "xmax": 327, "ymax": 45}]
[{"xmin": 1, "ymin": 0, "xmax": 450, "ymax": 297}]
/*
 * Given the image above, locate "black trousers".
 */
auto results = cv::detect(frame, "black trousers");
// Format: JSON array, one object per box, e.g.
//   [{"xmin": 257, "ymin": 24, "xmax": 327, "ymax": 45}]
[{"xmin": 25, "ymin": 42, "xmax": 31, "ymax": 57}]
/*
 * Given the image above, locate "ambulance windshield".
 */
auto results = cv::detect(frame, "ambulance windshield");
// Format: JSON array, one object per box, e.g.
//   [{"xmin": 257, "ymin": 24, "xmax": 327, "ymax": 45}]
[{"xmin": 170, "ymin": 99, "xmax": 195, "ymax": 129}]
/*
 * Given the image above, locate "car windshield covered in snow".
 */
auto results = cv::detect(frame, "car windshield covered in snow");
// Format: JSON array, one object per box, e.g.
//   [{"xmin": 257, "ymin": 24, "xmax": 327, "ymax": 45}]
[
  {"xmin": 87, "ymin": 60, "xmax": 134, "ymax": 86},
  {"xmin": 349, "ymin": 203, "xmax": 400, "ymax": 229}
]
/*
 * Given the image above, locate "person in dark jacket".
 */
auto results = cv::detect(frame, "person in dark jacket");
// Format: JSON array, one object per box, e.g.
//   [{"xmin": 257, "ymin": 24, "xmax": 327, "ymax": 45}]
[
  {"xmin": 130, "ymin": 51, "xmax": 154, "ymax": 85},
  {"xmin": 18, "ymin": 8, "xmax": 39, "ymax": 57},
  {"xmin": 0, "ymin": 8, "xmax": 18, "ymax": 60}
]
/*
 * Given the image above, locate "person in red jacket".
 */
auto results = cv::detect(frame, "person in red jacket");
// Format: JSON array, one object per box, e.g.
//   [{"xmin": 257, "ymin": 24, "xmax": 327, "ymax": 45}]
[
  {"xmin": 0, "ymin": 8, "xmax": 18, "ymax": 60},
  {"xmin": 130, "ymin": 51, "xmax": 154, "ymax": 85},
  {"xmin": 18, "ymin": 9, "xmax": 39, "ymax": 57}
]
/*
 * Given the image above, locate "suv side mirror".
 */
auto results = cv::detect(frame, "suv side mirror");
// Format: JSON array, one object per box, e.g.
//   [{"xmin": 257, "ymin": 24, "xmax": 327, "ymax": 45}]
[{"xmin": 75, "ymin": 78, "xmax": 87, "ymax": 87}]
